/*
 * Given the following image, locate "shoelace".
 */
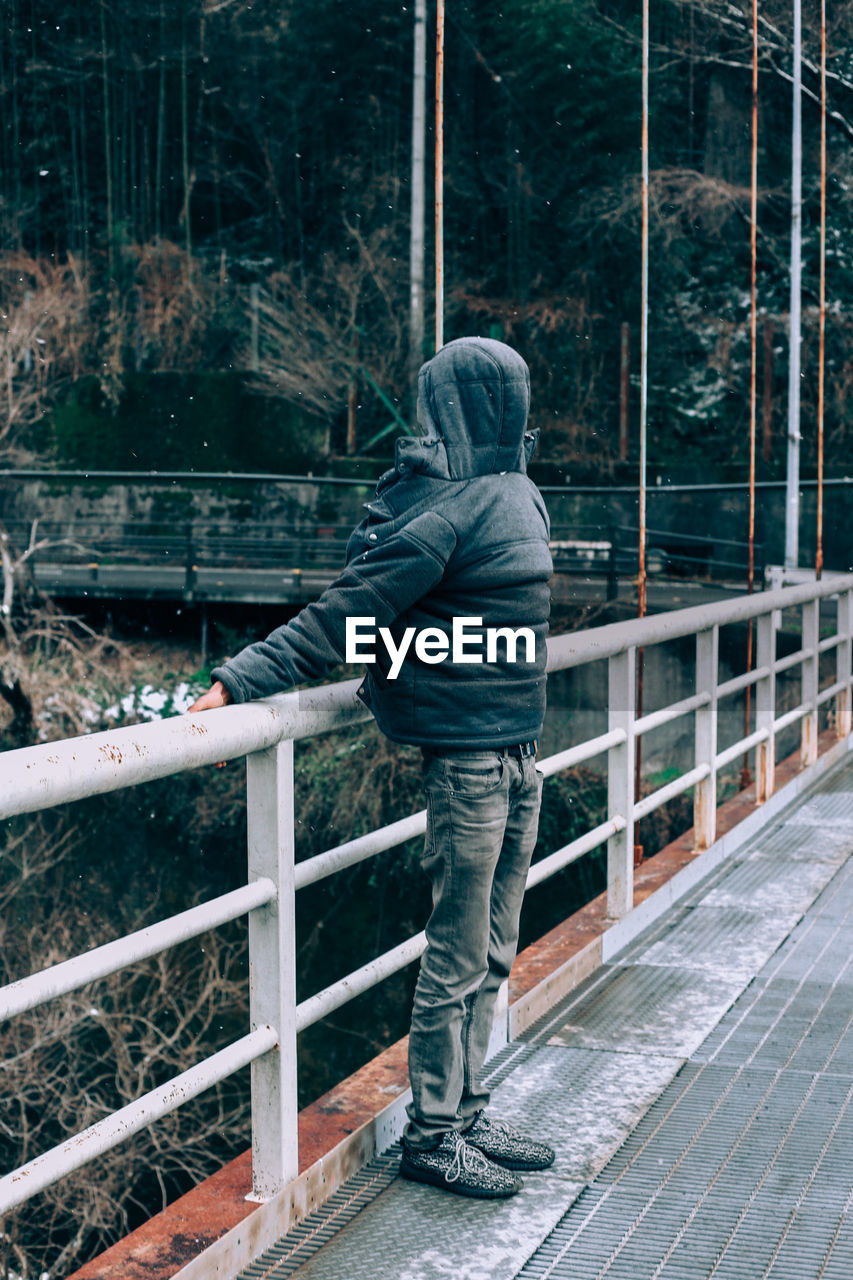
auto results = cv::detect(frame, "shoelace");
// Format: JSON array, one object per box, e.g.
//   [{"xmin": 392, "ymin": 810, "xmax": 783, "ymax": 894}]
[
  {"xmin": 444, "ymin": 1133, "xmax": 493, "ymax": 1184},
  {"xmin": 471, "ymin": 1114, "xmax": 517, "ymax": 1141},
  {"xmin": 483, "ymin": 1116, "xmax": 515, "ymax": 1136}
]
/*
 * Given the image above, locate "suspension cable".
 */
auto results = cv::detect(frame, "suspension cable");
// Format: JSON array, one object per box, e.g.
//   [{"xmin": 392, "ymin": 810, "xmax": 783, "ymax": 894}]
[
  {"xmin": 816, "ymin": 0, "xmax": 826, "ymax": 581},
  {"xmin": 634, "ymin": 0, "xmax": 650, "ymax": 865},
  {"xmin": 742, "ymin": 0, "xmax": 759, "ymax": 789},
  {"xmin": 638, "ymin": 0, "xmax": 649, "ymax": 626},
  {"xmin": 435, "ymin": 0, "xmax": 445, "ymax": 353}
]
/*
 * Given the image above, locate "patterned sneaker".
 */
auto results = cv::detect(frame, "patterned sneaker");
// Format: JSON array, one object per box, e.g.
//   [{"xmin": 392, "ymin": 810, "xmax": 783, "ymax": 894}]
[
  {"xmin": 462, "ymin": 1110, "xmax": 555, "ymax": 1171},
  {"xmin": 400, "ymin": 1131, "xmax": 523, "ymax": 1198}
]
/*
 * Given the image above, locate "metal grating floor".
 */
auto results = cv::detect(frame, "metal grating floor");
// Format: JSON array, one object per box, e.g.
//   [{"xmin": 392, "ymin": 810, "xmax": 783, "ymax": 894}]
[
  {"xmin": 517, "ymin": 780, "xmax": 853, "ymax": 1280},
  {"xmin": 237, "ymin": 757, "xmax": 853, "ymax": 1280},
  {"xmin": 233, "ymin": 1154, "xmax": 400, "ymax": 1279}
]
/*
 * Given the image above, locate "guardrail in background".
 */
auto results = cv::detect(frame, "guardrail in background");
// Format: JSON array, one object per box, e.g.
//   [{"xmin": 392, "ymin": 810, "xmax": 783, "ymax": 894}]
[
  {"xmin": 548, "ymin": 523, "xmax": 764, "ymax": 601},
  {"xmin": 4, "ymin": 517, "xmax": 761, "ymax": 599},
  {"xmin": 1, "ymin": 517, "xmax": 355, "ymax": 575},
  {"xmin": 0, "ymin": 576, "xmax": 851, "ymax": 1214}
]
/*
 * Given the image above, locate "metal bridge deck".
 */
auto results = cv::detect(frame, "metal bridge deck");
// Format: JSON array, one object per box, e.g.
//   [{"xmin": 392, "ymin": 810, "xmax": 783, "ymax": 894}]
[{"xmin": 235, "ymin": 758, "xmax": 853, "ymax": 1280}]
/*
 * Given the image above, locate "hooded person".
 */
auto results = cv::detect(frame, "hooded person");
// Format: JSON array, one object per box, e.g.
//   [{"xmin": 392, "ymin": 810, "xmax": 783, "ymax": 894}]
[{"xmin": 190, "ymin": 337, "xmax": 556, "ymax": 1197}]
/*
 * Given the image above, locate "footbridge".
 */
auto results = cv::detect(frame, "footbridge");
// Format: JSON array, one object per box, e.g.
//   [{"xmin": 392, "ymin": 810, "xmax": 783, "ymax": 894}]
[{"xmin": 3, "ymin": 575, "xmax": 853, "ymax": 1279}]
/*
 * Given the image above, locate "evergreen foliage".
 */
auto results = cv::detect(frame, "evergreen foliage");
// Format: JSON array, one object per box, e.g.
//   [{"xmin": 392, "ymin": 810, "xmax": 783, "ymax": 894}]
[{"xmin": 0, "ymin": 0, "xmax": 850, "ymax": 474}]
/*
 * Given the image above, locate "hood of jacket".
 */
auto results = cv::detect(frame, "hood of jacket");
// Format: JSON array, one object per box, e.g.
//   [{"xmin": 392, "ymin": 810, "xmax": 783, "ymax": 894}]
[{"xmin": 394, "ymin": 337, "xmax": 539, "ymax": 482}]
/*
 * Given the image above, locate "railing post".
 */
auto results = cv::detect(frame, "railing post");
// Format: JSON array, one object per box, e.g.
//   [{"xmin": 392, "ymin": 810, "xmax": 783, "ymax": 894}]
[
  {"xmin": 756, "ymin": 608, "xmax": 777, "ymax": 803},
  {"xmin": 184, "ymin": 522, "xmax": 197, "ymax": 597},
  {"xmin": 801, "ymin": 598, "xmax": 819, "ymax": 768},
  {"xmin": 836, "ymin": 589, "xmax": 853, "ymax": 740},
  {"xmin": 606, "ymin": 527, "xmax": 618, "ymax": 602},
  {"xmin": 693, "ymin": 625, "xmax": 718, "ymax": 849},
  {"xmin": 607, "ymin": 647, "xmax": 636, "ymax": 919},
  {"xmin": 246, "ymin": 740, "xmax": 298, "ymax": 1200}
]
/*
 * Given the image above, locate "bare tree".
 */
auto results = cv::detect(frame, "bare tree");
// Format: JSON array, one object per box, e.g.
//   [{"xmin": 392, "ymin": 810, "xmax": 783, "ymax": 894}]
[
  {"xmin": 601, "ymin": 0, "xmax": 853, "ymax": 142},
  {"xmin": 0, "ymin": 255, "xmax": 90, "ymax": 463},
  {"xmin": 0, "ymin": 519, "xmax": 132, "ymax": 747},
  {"xmin": 250, "ymin": 212, "xmax": 411, "ymax": 446},
  {"xmin": 0, "ymin": 908, "xmax": 250, "ymax": 1280}
]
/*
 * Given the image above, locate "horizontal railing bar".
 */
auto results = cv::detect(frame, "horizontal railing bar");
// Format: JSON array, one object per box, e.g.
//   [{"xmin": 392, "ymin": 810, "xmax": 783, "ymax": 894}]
[
  {"xmin": 17, "ymin": 530, "xmax": 347, "ymax": 543},
  {"xmin": 4, "ymin": 467, "xmax": 853, "ymax": 493},
  {"xmin": 774, "ymin": 703, "xmax": 809, "ymax": 733},
  {"xmin": 633, "ymin": 764, "xmax": 710, "ymax": 821},
  {"xmin": 295, "ymin": 812, "xmax": 427, "ymax": 890},
  {"xmin": 546, "ymin": 575, "xmax": 853, "ymax": 677},
  {"xmin": 536, "ymin": 730, "xmax": 627, "ymax": 778},
  {"xmin": 0, "ymin": 879, "xmax": 277, "ymax": 1021},
  {"xmin": 774, "ymin": 647, "xmax": 809, "ymax": 675},
  {"xmin": 525, "ymin": 817, "xmax": 627, "ymax": 890},
  {"xmin": 654, "ymin": 554, "xmax": 753, "ymax": 572},
  {"xmin": 38, "ymin": 540, "xmax": 348, "ymax": 557},
  {"xmin": 817, "ymin": 634, "xmax": 844, "ymax": 654},
  {"xmin": 11, "ymin": 527, "xmax": 354, "ymax": 544},
  {"xmin": 715, "ymin": 728, "xmax": 769, "ymax": 772},
  {"xmin": 295, "ymin": 932, "xmax": 427, "ymax": 1033},
  {"xmin": 613, "ymin": 524, "xmax": 763, "ymax": 551},
  {"xmin": 635, "ymin": 692, "xmax": 710, "ymax": 737},
  {"xmin": 0, "ymin": 1025, "xmax": 278, "ymax": 1216},
  {"xmin": 717, "ymin": 666, "xmax": 770, "ymax": 700},
  {"xmin": 817, "ymin": 679, "xmax": 848, "ymax": 707},
  {"xmin": 1, "ymin": 578, "xmax": 850, "ymax": 823},
  {"xmin": 0, "ymin": 681, "xmax": 371, "ymax": 821},
  {"xmin": 295, "ymin": 734, "xmax": 633, "ymax": 889}
]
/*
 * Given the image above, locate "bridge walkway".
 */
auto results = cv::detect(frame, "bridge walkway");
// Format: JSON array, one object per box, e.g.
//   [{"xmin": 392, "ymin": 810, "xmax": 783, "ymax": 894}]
[{"xmin": 236, "ymin": 755, "xmax": 853, "ymax": 1280}]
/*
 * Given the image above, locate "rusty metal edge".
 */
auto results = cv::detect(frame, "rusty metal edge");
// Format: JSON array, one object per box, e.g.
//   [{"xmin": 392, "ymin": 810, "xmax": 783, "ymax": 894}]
[
  {"xmin": 509, "ymin": 937, "xmax": 603, "ymax": 1041},
  {"xmin": 172, "ymin": 1124, "xmax": 379, "ymax": 1280}
]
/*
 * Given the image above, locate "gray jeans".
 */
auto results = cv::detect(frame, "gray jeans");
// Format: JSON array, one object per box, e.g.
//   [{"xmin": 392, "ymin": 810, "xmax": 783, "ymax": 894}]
[{"xmin": 404, "ymin": 747, "xmax": 543, "ymax": 1149}]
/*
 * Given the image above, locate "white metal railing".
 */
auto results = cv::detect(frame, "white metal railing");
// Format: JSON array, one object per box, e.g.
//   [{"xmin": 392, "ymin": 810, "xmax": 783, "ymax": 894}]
[{"xmin": 1, "ymin": 575, "xmax": 852, "ymax": 1215}]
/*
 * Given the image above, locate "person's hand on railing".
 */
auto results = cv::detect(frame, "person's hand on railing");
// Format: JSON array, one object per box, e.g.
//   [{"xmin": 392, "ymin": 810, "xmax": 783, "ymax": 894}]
[
  {"xmin": 187, "ymin": 681, "xmax": 232, "ymax": 766},
  {"xmin": 187, "ymin": 681, "xmax": 232, "ymax": 714}
]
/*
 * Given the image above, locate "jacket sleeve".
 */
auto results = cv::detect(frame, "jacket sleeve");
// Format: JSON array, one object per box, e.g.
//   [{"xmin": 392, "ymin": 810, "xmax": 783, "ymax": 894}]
[{"xmin": 210, "ymin": 510, "xmax": 458, "ymax": 703}]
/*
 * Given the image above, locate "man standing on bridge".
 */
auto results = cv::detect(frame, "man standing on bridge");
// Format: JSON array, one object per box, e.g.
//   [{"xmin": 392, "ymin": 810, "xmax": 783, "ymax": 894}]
[{"xmin": 189, "ymin": 337, "xmax": 555, "ymax": 1198}]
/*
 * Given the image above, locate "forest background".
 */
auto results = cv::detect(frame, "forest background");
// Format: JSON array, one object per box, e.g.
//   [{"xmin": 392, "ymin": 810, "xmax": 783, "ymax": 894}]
[
  {"xmin": 2, "ymin": 0, "xmax": 853, "ymax": 1276},
  {"xmin": 2, "ymin": 0, "xmax": 852, "ymax": 476}
]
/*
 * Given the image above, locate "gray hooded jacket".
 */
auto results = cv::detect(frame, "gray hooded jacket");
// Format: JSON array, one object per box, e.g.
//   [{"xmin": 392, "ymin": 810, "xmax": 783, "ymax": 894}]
[{"xmin": 211, "ymin": 337, "xmax": 552, "ymax": 749}]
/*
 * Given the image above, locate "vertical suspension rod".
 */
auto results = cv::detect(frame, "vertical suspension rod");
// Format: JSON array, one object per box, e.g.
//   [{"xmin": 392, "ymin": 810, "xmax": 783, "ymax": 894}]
[
  {"xmin": 409, "ymin": 0, "xmax": 427, "ymax": 382},
  {"xmin": 634, "ymin": 0, "xmax": 650, "ymax": 863},
  {"xmin": 435, "ymin": 0, "xmax": 445, "ymax": 353},
  {"xmin": 816, "ymin": 0, "xmax": 826, "ymax": 581},
  {"xmin": 638, "ymin": 0, "xmax": 649, "ymax": 625},
  {"xmin": 742, "ymin": 0, "xmax": 759, "ymax": 788},
  {"xmin": 785, "ymin": 0, "xmax": 802, "ymax": 569}
]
